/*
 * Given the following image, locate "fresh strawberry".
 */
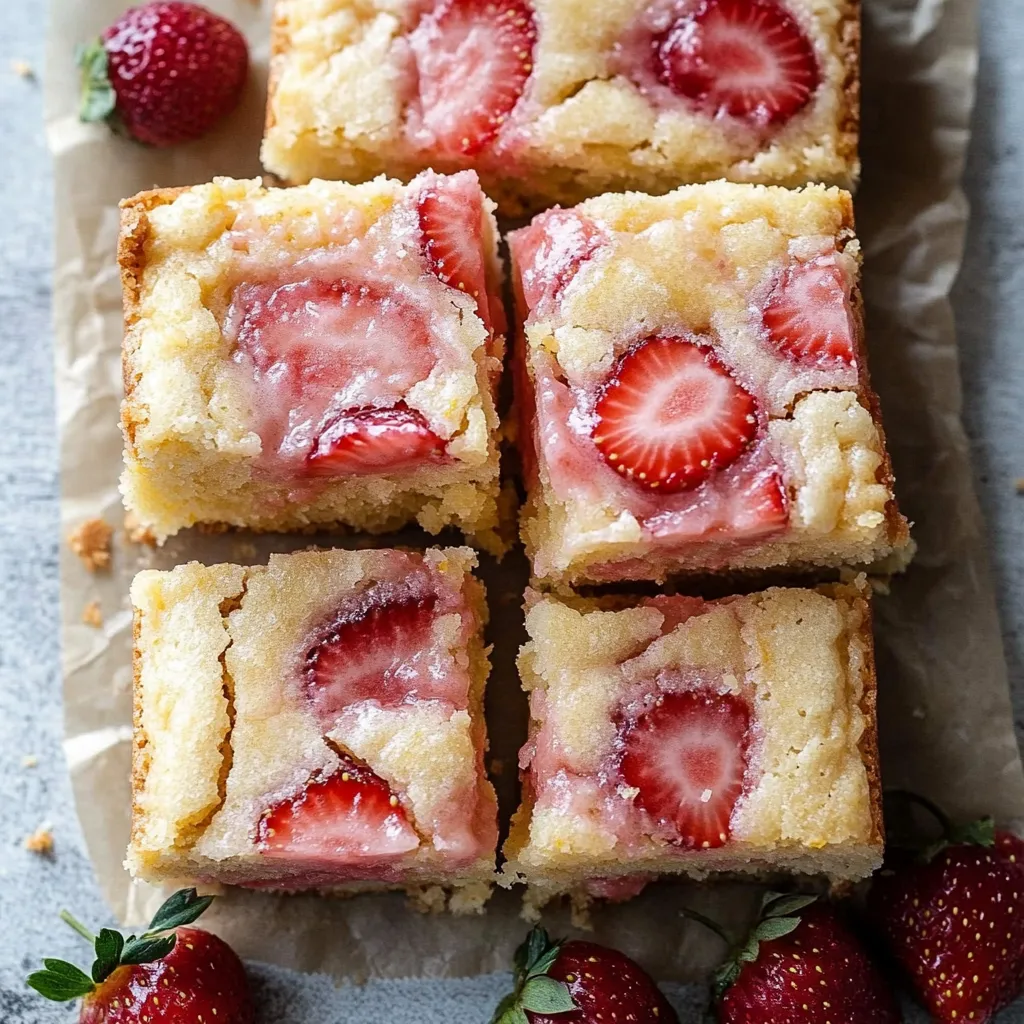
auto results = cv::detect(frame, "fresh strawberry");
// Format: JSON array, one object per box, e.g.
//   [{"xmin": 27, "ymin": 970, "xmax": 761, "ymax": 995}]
[
  {"xmin": 511, "ymin": 210, "xmax": 606, "ymax": 312},
  {"xmin": 28, "ymin": 889, "xmax": 254, "ymax": 1023},
  {"xmin": 491, "ymin": 926, "xmax": 679, "ymax": 1024},
  {"xmin": 77, "ymin": 2, "xmax": 249, "ymax": 147},
  {"xmin": 307, "ymin": 404, "xmax": 447, "ymax": 475},
  {"xmin": 727, "ymin": 468, "xmax": 788, "ymax": 537},
  {"xmin": 259, "ymin": 754, "xmax": 420, "ymax": 861},
  {"xmin": 593, "ymin": 337, "xmax": 759, "ymax": 493},
  {"xmin": 409, "ymin": 0, "xmax": 537, "ymax": 156},
  {"xmin": 418, "ymin": 174, "xmax": 492, "ymax": 332},
  {"xmin": 762, "ymin": 257, "xmax": 856, "ymax": 365},
  {"xmin": 620, "ymin": 689, "xmax": 750, "ymax": 849},
  {"xmin": 652, "ymin": 0, "xmax": 818, "ymax": 127},
  {"xmin": 687, "ymin": 894, "xmax": 900, "ymax": 1023},
  {"xmin": 305, "ymin": 584, "xmax": 439, "ymax": 718},
  {"xmin": 867, "ymin": 798, "xmax": 1024, "ymax": 1023}
]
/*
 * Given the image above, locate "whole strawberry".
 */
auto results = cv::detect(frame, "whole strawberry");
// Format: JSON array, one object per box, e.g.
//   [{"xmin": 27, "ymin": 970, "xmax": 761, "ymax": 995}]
[
  {"xmin": 688, "ymin": 893, "xmax": 900, "ymax": 1023},
  {"xmin": 28, "ymin": 888, "xmax": 254, "ymax": 1023},
  {"xmin": 491, "ymin": 926, "xmax": 678, "ymax": 1023},
  {"xmin": 77, "ymin": 2, "xmax": 249, "ymax": 147},
  {"xmin": 867, "ymin": 801, "xmax": 1024, "ymax": 1023}
]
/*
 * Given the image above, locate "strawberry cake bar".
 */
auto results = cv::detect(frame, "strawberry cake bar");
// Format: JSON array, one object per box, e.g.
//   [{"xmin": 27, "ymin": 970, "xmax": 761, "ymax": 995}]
[
  {"xmin": 127, "ymin": 547, "xmax": 498, "ymax": 910},
  {"xmin": 511, "ymin": 180, "xmax": 909, "ymax": 586},
  {"xmin": 504, "ymin": 581, "xmax": 883, "ymax": 914},
  {"xmin": 119, "ymin": 172, "xmax": 505, "ymax": 550},
  {"xmin": 262, "ymin": 0, "xmax": 858, "ymax": 213}
]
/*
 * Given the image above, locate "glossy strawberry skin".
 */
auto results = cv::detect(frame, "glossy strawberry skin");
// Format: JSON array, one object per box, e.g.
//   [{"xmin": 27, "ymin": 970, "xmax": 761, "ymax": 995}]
[
  {"xmin": 719, "ymin": 905, "xmax": 900, "ymax": 1024},
  {"xmin": 526, "ymin": 940, "xmax": 679, "ymax": 1024},
  {"xmin": 101, "ymin": 2, "xmax": 249, "ymax": 146},
  {"xmin": 867, "ymin": 832, "xmax": 1024, "ymax": 1023},
  {"xmin": 80, "ymin": 927, "xmax": 253, "ymax": 1024}
]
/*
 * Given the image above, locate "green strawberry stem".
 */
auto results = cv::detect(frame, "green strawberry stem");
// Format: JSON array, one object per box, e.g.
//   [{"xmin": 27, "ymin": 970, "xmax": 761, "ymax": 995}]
[
  {"xmin": 885, "ymin": 789, "xmax": 955, "ymax": 838},
  {"xmin": 59, "ymin": 911, "xmax": 96, "ymax": 944},
  {"xmin": 681, "ymin": 907, "xmax": 733, "ymax": 946},
  {"xmin": 885, "ymin": 789, "xmax": 995, "ymax": 861}
]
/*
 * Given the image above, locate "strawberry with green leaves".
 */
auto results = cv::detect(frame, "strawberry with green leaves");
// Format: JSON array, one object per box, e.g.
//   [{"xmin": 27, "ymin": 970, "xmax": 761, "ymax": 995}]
[
  {"xmin": 27, "ymin": 888, "xmax": 254, "ymax": 1023},
  {"xmin": 687, "ymin": 892, "xmax": 900, "ymax": 1023},
  {"xmin": 867, "ymin": 794, "xmax": 1024, "ymax": 1023},
  {"xmin": 492, "ymin": 926, "xmax": 678, "ymax": 1024}
]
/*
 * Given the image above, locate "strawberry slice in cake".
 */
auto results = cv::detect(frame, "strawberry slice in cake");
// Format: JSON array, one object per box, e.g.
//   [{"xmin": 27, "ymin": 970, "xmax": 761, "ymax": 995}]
[
  {"xmin": 510, "ymin": 180, "xmax": 910, "ymax": 586},
  {"xmin": 119, "ymin": 172, "xmax": 505, "ymax": 549},
  {"xmin": 503, "ymin": 583, "xmax": 884, "ymax": 916},
  {"xmin": 127, "ymin": 548, "xmax": 498, "ymax": 910},
  {"xmin": 263, "ymin": 0, "xmax": 858, "ymax": 213}
]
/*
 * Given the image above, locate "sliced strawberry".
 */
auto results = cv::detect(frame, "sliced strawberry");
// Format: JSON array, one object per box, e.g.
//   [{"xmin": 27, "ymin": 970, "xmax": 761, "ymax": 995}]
[
  {"xmin": 258, "ymin": 754, "xmax": 420, "ymax": 861},
  {"xmin": 652, "ymin": 0, "xmax": 819, "ymax": 126},
  {"xmin": 417, "ymin": 175, "xmax": 491, "ymax": 332},
  {"xmin": 305, "ymin": 585, "xmax": 439, "ymax": 719},
  {"xmin": 593, "ymin": 336, "xmax": 758, "ymax": 493},
  {"xmin": 620, "ymin": 689, "xmax": 750, "ymax": 849},
  {"xmin": 306, "ymin": 404, "xmax": 447, "ymax": 476},
  {"xmin": 510, "ymin": 210, "xmax": 606, "ymax": 313},
  {"xmin": 409, "ymin": 0, "xmax": 537, "ymax": 156},
  {"xmin": 727, "ymin": 467, "xmax": 789, "ymax": 537},
  {"xmin": 762, "ymin": 256, "xmax": 857, "ymax": 365}
]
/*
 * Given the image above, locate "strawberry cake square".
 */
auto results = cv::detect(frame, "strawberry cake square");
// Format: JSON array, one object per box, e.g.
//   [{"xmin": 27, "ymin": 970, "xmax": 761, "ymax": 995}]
[
  {"xmin": 511, "ymin": 180, "xmax": 910, "ymax": 586},
  {"xmin": 127, "ymin": 547, "xmax": 498, "ymax": 910},
  {"xmin": 503, "ymin": 581, "xmax": 883, "ymax": 915},
  {"xmin": 262, "ymin": 0, "xmax": 858, "ymax": 214},
  {"xmin": 119, "ymin": 172, "xmax": 505, "ymax": 550}
]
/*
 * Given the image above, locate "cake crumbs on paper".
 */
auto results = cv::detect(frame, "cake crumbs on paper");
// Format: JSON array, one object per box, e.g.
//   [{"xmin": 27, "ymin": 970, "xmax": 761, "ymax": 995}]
[
  {"xmin": 124, "ymin": 511, "xmax": 156, "ymax": 546},
  {"xmin": 1015, "ymin": 478, "xmax": 1024, "ymax": 494},
  {"xmin": 11, "ymin": 59, "xmax": 35, "ymax": 79},
  {"xmin": 68, "ymin": 518, "xmax": 113, "ymax": 571},
  {"xmin": 21, "ymin": 754, "xmax": 38, "ymax": 769},
  {"xmin": 82, "ymin": 600, "xmax": 103, "ymax": 628},
  {"xmin": 489, "ymin": 757, "xmax": 505, "ymax": 776},
  {"xmin": 23, "ymin": 825, "xmax": 54, "ymax": 856}
]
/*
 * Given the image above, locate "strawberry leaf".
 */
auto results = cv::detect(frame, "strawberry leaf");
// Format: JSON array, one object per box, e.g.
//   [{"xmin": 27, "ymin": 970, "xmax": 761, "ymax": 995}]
[
  {"xmin": 712, "ymin": 961, "xmax": 741, "ymax": 1001},
  {"xmin": 497, "ymin": 1007, "xmax": 530, "ymax": 1024},
  {"xmin": 527, "ymin": 945, "xmax": 561, "ymax": 981},
  {"xmin": 121, "ymin": 933, "xmax": 176, "ymax": 965},
  {"xmin": 27, "ymin": 960, "xmax": 95, "ymax": 1002},
  {"xmin": 761, "ymin": 892, "xmax": 817, "ymax": 918},
  {"xmin": 91, "ymin": 928, "xmax": 124, "ymax": 983},
  {"xmin": 75, "ymin": 41, "xmax": 117, "ymax": 124},
  {"xmin": 520, "ymin": 976, "xmax": 575, "ymax": 1014},
  {"xmin": 753, "ymin": 916, "xmax": 802, "ymax": 943},
  {"xmin": 147, "ymin": 888, "xmax": 214, "ymax": 933}
]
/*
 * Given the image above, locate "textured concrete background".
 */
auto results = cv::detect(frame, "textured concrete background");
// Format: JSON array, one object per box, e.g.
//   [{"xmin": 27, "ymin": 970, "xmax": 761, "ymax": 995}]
[{"xmin": 1, "ymin": 0, "xmax": 1022, "ymax": 1021}]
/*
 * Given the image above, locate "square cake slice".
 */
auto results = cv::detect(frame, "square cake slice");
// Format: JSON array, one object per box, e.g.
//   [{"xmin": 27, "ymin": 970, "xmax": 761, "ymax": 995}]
[
  {"xmin": 510, "ymin": 181, "xmax": 910, "ymax": 586},
  {"xmin": 127, "ymin": 547, "xmax": 498, "ymax": 912},
  {"xmin": 119, "ymin": 172, "xmax": 505, "ymax": 550},
  {"xmin": 262, "ymin": 0, "xmax": 858, "ymax": 213},
  {"xmin": 503, "ymin": 581, "xmax": 883, "ymax": 915}
]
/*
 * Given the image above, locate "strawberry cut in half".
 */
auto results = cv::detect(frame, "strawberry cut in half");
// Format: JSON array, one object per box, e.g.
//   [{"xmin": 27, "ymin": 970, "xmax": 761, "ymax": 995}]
[
  {"xmin": 305, "ymin": 585, "xmax": 439, "ymax": 720},
  {"xmin": 258, "ymin": 754, "xmax": 420, "ymax": 861},
  {"xmin": 728, "ymin": 467, "xmax": 789, "ymax": 538},
  {"xmin": 652, "ymin": 0, "xmax": 819, "ymax": 127},
  {"xmin": 620, "ymin": 689, "xmax": 751, "ymax": 849},
  {"xmin": 417, "ymin": 175, "xmax": 492, "ymax": 333},
  {"xmin": 409, "ymin": 0, "xmax": 537, "ymax": 156},
  {"xmin": 762, "ymin": 256, "xmax": 857, "ymax": 365},
  {"xmin": 593, "ymin": 336, "xmax": 759, "ymax": 493},
  {"xmin": 307, "ymin": 404, "xmax": 447, "ymax": 476}
]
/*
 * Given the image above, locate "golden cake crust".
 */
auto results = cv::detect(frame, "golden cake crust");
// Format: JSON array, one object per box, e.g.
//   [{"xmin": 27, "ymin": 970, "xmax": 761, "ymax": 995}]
[{"xmin": 262, "ymin": 0, "xmax": 862, "ymax": 214}]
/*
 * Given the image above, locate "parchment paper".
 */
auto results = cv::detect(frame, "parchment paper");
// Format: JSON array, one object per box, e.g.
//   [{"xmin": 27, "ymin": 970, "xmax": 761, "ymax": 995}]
[{"xmin": 44, "ymin": 0, "xmax": 1024, "ymax": 985}]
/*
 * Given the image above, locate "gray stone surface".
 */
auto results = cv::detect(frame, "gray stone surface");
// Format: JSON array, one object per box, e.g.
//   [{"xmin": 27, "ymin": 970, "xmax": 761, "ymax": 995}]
[{"xmin": 1, "ymin": 0, "xmax": 1023, "ymax": 1020}]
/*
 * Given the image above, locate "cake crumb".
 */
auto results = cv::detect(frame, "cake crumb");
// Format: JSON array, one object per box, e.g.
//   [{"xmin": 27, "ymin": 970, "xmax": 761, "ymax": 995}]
[
  {"xmin": 23, "ymin": 825, "xmax": 54, "ymax": 856},
  {"xmin": 489, "ymin": 758, "xmax": 505, "ymax": 777},
  {"xmin": 124, "ymin": 511, "xmax": 157, "ymax": 546},
  {"xmin": 82, "ymin": 600, "xmax": 103, "ymax": 628},
  {"xmin": 11, "ymin": 59, "xmax": 34, "ymax": 79},
  {"xmin": 68, "ymin": 518, "xmax": 113, "ymax": 571},
  {"xmin": 911, "ymin": 706, "xmax": 927, "ymax": 720},
  {"xmin": 21, "ymin": 754, "xmax": 38, "ymax": 769},
  {"xmin": 1015, "ymin": 478, "xmax": 1024, "ymax": 494}
]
